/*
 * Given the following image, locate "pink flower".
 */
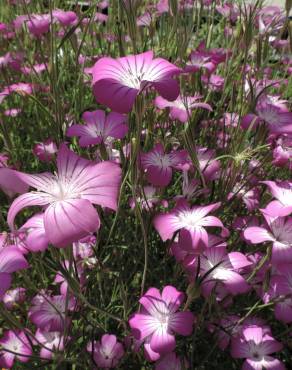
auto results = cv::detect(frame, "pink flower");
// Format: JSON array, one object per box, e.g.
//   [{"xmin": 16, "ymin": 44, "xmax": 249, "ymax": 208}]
[
  {"xmin": 27, "ymin": 14, "xmax": 51, "ymax": 37},
  {"xmin": 33, "ymin": 139, "xmax": 57, "ymax": 162},
  {"xmin": 129, "ymin": 286, "xmax": 194, "ymax": 354},
  {"xmin": 199, "ymin": 246, "xmax": 252, "ymax": 296},
  {"xmin": 257, "ymin": 103, "xmax": 292, "ymax": 135},
  {"xmin": 244, "ymin": 213, "xmax": 292, "ymax": 263},
  {"xmin": 92, "ymin": 51, "xmax": 181, "ymax": 113},
  {"xmin": 7, "ymin": 144, "xmax": 121, "ymax": 247},
  {"xmin": 52, "ymin": 10, "xmax": 77, "ymax": 26},
  {"xmin": 201, "ymin": 74, "xmax": 225, "ymax": 92},
  {"xmin": 140, "ymin": 144, "xmax": 187, "ymax": 187},
  {"xmin": 3, "ymin": 287, "xmax": 26, "ymax": 310},
  {"xmin": 231, "ymin": 326, "xmax": 285, "ymax": 370},
  {"xmin": 66, "ymin": 110, "xmax": 128, "ymax": 147},
  {"xmin": 155, "ymin": 352, "xmax": 182, "ymax": 370},
  {"xmin": 0, "ymin": 167, "xmax": 29, "ymax": 197},
  {"xmin": 0, "ymin": 246, "xmax": 29, "ymax": 299},
  {"xmin": 87, "ymin": 334, "xmax": 124, "ymax": 368},
  {"xmin": 261, "ymin": 181, "xmax": 292, "ymax": 217},
  {"xmin": 155, "ymin": 95, "xmax": 212, "ymax": 123},
  {"xmin": 29, "ymin": 294, "xmax": 75, "ymax": 331},
  {"xmin": 185, "ymin": 50, "xmax": 217, "ymax": 74},
  {"xmin": 0, "ymin": 330, "xmax": 32, "ymax": 368},
  {"xmin": 153, "ymin": 200, "xmax": 226, "ymax": 248},
  {"xmin": 35, "ymin": 329, "xmax": 64, "ymax": 359}
]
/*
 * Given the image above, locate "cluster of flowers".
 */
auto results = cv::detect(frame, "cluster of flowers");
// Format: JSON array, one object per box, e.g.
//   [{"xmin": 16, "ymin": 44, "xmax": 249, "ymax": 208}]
[{"xmin": 0, "ymin": 0, "xmax": 291, "ymax": 368}]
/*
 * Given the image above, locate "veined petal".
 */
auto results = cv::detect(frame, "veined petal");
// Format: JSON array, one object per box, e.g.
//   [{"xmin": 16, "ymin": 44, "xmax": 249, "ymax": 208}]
[
  {"xmin": 153, "ymin": 212, "xmax": 180, "ymax": 241},
  {"xmin": 150, "ymin": 327, "xmax": 175, "ymax": 354},
  {"xmin": 0, "ymin": 246, "xmax": 29, "ymax": 273},
  {"xmin": 129, "ymin": 313, "xmax": 158, "ymax": 340},
  {"xmin": 244, "ymin": 226, "xmax": 275, "ymax": 244},
  {"xmin": 44, "ymin": 199, "xmax": 100, "ymax": 247},
  {"xmin": 161, "ymin": 286, "xmax": 185, "ymax": 311},
  {"xmin": 7, "ymin": 192, "xmax": 50, "ymax": 230},
  {"xmin": 169, "ymin": 311, "xmax": 194, "ymax": 336}
]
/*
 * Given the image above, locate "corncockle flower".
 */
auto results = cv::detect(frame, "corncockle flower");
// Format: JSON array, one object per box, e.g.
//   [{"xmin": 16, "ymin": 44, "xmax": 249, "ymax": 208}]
[
  {"xmin": 261, "ymin": 181, "xmax": 292, "ymax": 217},
  {"xmin": 0, "ymin": 330, "xmax": 32, "ymax": 368},
  {"xmin": 35, "ymin": 329, "xmax": 64, "ymax": 359},
  {"xmin": 231, "ymin": 326, "xmax": 285, "ymax": 370},
  {"xmin": 196, "ymin": 147, "xmax": 221, "ymax": 182},
  {"xmin": 201, "ymin": 74, "xmax": 225, "ymax": 91},
  {"xmin": 3, "ymin": 287, "xmax": 26, "ymax": 310},
  {"xmin": 228, "ymin": 185, "xmax": 260, "ymax": 211},
  {"xmin": 216, "ymin": 3, "xmax": 239, "ymax": 23},
  {"xmin": 92, "ymin": 51, "xmax": 181, "ymax": 113},
  {"xmin": 19, "ymin": 213, "xmax": 49, "ymax": 252},
  {"xmin": 21, "ymin": 63, "xmax": 47, "ymax": 75},
  {"xmin": 73, "ymin": 235, "xmax": 96, "ymax": 260},
  {"xmin": 4, "ymin": 108, "xmax": 22, "ymax": 117},
  {"xmin": 155, "ymin": 95, "xmax": 212, "ymax": 123},
  {"xmin": 244, "ymin": 213, "xmax": 292, "ymax": 263},
  {"xmin": 137, "ymin": 11, "xmax": 152, "ymax": 27},
  {"xmin": 129, "ymin": 286, "xmax": 194, "ymax": 354},
  {"xmin": 29, "ymin": 294, "xmax": 75, "ymax": 331},
  {"xmin": 129, "ymin": 186, "xmax": 166, "ymax": 210},
  {"xmin": 0, "ymin": 246, "xmax": 29, "ymax": 299},
  {"xmin": 140, "ymin": 144, "xmax": 187, "ymax": 187},
  {"xmin": 272, "ymin": 134, "xmax": 292, "ymax": 169},
  {"xmin": 52, "ymin": 10, "xmax": 77, "ymax": 26},
  {"xmin": 87, "ymin": 334, "xmax": 124, "ymax": 368},
  {"xmin": 256, "ymin": 103, "xmax": 292, "ymax": 134},
  {"xmin": 66, "ymin": 110, "xmax": 128, "ymax": 147},
  {"xmin": 185, "ymin": 50, "xmax": 217, "ymax": 74},
  {"xmin": 199, "ymin": 246, "xmax": 251, "ymax": 296},
  {"xmin": 154, "ymin": 199, "xmax": 226, "ymax": 248},
  {"xmin": 7, "ymin": 144, "xmax": 121, "ymax": 247},
  {"xmin": 155, "ymin": 352, "xmax": 182, "ymax": 370},
  {"xmin": 33, "ymin": 139, "xmax": 58, "ymax": 162},
  {"xmin": 27, "ymin": 14, "xmax": 51, "ymax": 37}
]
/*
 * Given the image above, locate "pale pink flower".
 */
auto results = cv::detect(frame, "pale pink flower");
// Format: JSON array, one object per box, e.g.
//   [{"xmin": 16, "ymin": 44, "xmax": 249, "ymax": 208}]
[
  {"xmin": 66, "ymin": 110, "xmax": 128, "ymax": 147},
  {"xmin": 140, "ymin": 144, "xmax": 187, "ymax": 187},
  {"xmin": 153, "ymin": 200, "xmax": 226, "ymax": 248},
  {"xmin": 261, "ymin": 181, "xmax": 292, "ymax": 217},
  {"xmin": 92, "ymin": 51, "xmax": 181, "ymax": 113},
  {"xmin": 87, "ymin": 334, "xmax": 124, "ymax": 368},
  {"xmin": 35, "ymin": 329, "xmax": 64, "ymax": 359},
  {"xmin": 0, "ymin": 330, "xmax": 32, "ymax": 368},
  {"xmin": 244, "ymin": 213, "xmax": 292, "ymax": 263},
  {"xmin": 3, "ymin": 287, "xmax": 26, "ymax": 310},
  {"xmin": 231, "ymin": 326, "xmax": 285, "ymax": 370},
  {"xmin": 19, "ymin": 213, "xmax": 49, "ymax": 252},
  {"xmin": 129, "ymin": 286, "xmax": 194, "ymax": 354},
  {"xmin": 8, "ymin": 144, "xmax": 121, "ymax": 247},
  {"xmin": 155, "ymin": 352, "xmax": 182, "ymax": 370},
  {"xmin": 155, "ymin": 95, "xmax": 212, "ymax": 123}
]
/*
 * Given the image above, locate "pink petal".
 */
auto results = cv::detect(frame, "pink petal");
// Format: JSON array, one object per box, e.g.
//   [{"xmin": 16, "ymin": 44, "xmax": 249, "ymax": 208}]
[
  {"xmin": 244, "ymin": 226, "xmax": 275, "ymax": 244},
  {"xmin": 129, "ymin": 313, "xmax": 157, "ymax": 340},
  {"xmin": 0, "ymin": 246, "xmax": 29, "ymax": 273},
  {"xmin": 169, "ymin": 311, "xmax": 194, "ymax": 335},
  {"xmin": 0, "ymin": 273, "xmax": 12, "ymax": 299},
  {"xmin": 150, "ymin": 328, "xmax": 176, "ymax": 354},
  {"xmin": 44, "ymin": 199, "xmax": 100, "ymax": 247},
  {"xmin": 161, "ymin": 286, "xmax": 185, "ymax": 311}
]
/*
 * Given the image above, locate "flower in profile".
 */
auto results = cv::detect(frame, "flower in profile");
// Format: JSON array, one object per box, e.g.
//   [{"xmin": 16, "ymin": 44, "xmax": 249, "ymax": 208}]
[
  {"xmin": 33, "ymin": 139, "xmax": 57, "ymax": 162},
  {"xmin": 52, "ymin": 9, "xmax": 77, "ymax": 26},
  {"xmin": 0, "ymin": 330, "xmax": 32, "ymax": 368},
  {"xmin": 244, "ymin": 213, "xmax": 292, "ymax": 263},
  {"xmin": 231, "ymin": 325, "xmax": 284, "ymax": 370},
  {"xmin": 140, "ymin": 144, "xmax": 187, "ymax": 187},
  {"xmin": 129, "ymin": 285, "xmax": 194, "ymax": 354},
  {"xmin": 27, "ymin": 14, "xmax": 51, "ymax": 37},
  {"xmin": 261, "ymin": 181, "xmax": 292, "ymax": 217},
  {"xmin": 92, "ymin": 51, "xmax": 181, "ymax": 113},
  {"xmin": 155, "ymin": 95, "xmax": 212, "ymax": 123},
  {"xmin": 18, "ymin": 213, "xmax": 49, "ymax": 252},
  {"xmin": 0, "ymin": 246, "xmax": 29, "ymax": 299},
  {"xmin": 35, "ymin": 330, "xmax": 64, "ymax": 359},
  {"xmin": 87, "ymin": 334, "xmax": 124, "ymax": 368},
  {"xmin": 8, "ymin": 144, "xmax": 121, "ymax": 247},
  {"xmin": 0, "ymin": 167, "xmax": 29, "ymax": 197},
  {"xmin": 154, "ymin": 199, "xmax": 226, "ymax": 248},
  {"xmin": 66, "ymin": 110, "xmax": 128, "ymax": 147}
]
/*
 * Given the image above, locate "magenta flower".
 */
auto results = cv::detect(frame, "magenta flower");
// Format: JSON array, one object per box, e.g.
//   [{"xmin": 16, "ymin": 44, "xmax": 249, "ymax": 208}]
[
  {"xmin": 231, "ymin": 326, "xmax": 284, "ymax": 370},
  {"xmin": 66, "ymin": 110, "xmax": 128, "ymax": 147},
  {"xmin": 185, "ymin": 50, "xmax": 217, "ymax": 74},
  {"xmin": 0, "ymin": 330, "xmax": 32, "ymax": 368},
  {"xmin": 140, "ymin": 144, "xmax": 187, "ymax": 187},
  {"xmin": 7, "ymin": 144, "xmax": 121, "ymax": 247},
  {"xmin": 257, "ymin": 103, "xmax": 292, "ymax": 135},
  {"xmin": 19, "ymin": 213, "xmax": 49, "ymax": 252},
  {"xmin": 27, "ymin": 14, "xmax": 51, "ymax": 37},
  {"xmin": 155, "ymin": 352, "xmax": 182, "ymax": 370},
  {"xmin": 52, "ymin": 10, "xmax": 77, "ymax": 26},
  {"xmin": 199, "ymin": 246, "xmax": 252, "ymax": 296},
  {"xmin": 33, "ymin": 139, "xmax": 57, "ymax": 162},
  {"xmin": 155, "ymin": 95, "xmax": 212, "ymax": 123},
  {"xmin": 35, "ymin": 329, "xmax": 64, "ymax": 360},
  {"xmin": 0, "ymin": 246, "xmax": 29, "ymax": 299},
  {"xmin": 244, "ymin": 213, "xmax": 292, "ymax": 263},
  {"xmin": 261, "ymin": 181, "xmax": 292, "ymax": 217},
  {"xmin": 129, "ymin": 285, "xmax": 194, "ymax": 354},
  {"xmin": 87, "ymin": 334, "xmax": 124, "ymax": 368},
  {"xmin": 153, "ymin": 200, "xmax": 226, "ymax": 248},
  {"xmin": 92, "ymin": 51, "xmax": 181, "ymax": 113},
  {"xmin": 29, "ymin": 294, "xmax": 75, "ymax": 331},
  {"xmin": 0, "ymin": 167, "xmax": 29, "ymax": 197}
]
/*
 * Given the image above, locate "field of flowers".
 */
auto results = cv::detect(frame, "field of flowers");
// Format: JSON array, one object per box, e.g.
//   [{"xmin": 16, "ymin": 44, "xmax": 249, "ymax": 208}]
[{"xmin": 0, "ymin": 0, "xmax": 292, "ymax": 369}]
